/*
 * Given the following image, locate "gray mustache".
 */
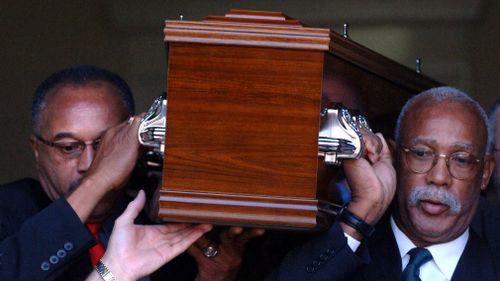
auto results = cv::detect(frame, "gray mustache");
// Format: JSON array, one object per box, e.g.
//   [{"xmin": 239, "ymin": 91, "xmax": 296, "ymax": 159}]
[{"xmin": 408, "ymin": 185, "xmax": 462, "ymax": 214}]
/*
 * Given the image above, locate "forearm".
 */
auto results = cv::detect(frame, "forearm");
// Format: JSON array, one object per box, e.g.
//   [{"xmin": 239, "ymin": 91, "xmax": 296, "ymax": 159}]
[
  {"xmin": 66, "ymin": 176, "xmax": 111, "ymax": 223},
  {"xmin": 67, "ymin": 116, "xmax": 142, "ymax": 223}
]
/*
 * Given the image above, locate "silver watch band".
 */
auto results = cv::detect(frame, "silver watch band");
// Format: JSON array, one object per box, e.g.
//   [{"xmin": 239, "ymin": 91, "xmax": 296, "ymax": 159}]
[{"xmin": 95, "ymin": 259, "xmax": 117, "ymax": 281}]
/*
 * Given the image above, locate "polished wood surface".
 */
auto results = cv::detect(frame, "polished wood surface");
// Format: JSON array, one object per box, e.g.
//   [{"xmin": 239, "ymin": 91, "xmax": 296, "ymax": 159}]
[
  {"xmin": 157, "ymin": 10, "xmax": 440, "ymax": 230},
  {"xmin": 161, "ymin": 43, "xmax": 336, "ymax": 229}
]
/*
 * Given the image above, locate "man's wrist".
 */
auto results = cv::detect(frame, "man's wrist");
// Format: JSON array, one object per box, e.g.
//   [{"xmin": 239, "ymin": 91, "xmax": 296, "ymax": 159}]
[
  {"xmin": 81, "ymin": 176, "xmax": 112, "ymax": 194},
  {"xmin": 66, "ymin": 177, "xmax": 110, "ymax": 222},
  {"xmin": 95, "ymin": 259, "xmax": 117, "ymax": 281},
  {"xmin": 339, "ymin": 207, "xmax": 375, "ymax": 239}
]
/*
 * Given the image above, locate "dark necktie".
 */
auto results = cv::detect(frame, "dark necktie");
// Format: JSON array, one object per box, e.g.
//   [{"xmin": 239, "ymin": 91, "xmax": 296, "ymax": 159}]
[
  {"xmin": 402, "ymin": 247, "xmax": 433, "ymax": 281},
  {"xmin": 87, "ymin": 223, "xmax": 106, "ymax": 266}
]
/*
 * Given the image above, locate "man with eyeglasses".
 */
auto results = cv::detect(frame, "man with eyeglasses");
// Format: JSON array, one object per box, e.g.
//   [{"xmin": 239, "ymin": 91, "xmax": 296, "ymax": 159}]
[
  {"xmin": 0, "ymin": 65, "xmax": 148, "ymax": 281},
  {"xmin": 0, "ymin": 65, "xmax": 257, "ymax": 281},
  {"xmin": 266, "ymin": 87, "xmax": 500, "ymax": 281}
]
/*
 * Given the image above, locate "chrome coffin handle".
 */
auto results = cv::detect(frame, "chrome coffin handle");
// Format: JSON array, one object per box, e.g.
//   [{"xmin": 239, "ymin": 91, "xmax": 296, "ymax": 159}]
[
  {"xmin": 318, "ymin": 103, "xmax": 370, "ymax": 166},
  {"xmin": 138, "ymin": 96, "xmax": 167, "ymax": 158}
]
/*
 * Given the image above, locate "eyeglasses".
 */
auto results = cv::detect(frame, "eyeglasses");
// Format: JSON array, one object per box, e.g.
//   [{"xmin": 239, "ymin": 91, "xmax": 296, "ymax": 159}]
[
  {"xmin": 35, "ymin": 134, "xmax": 101, "ymax": 159},
  {"xmin": 400, "ymin": 146, "xmax": 482, "ymax": 180}
]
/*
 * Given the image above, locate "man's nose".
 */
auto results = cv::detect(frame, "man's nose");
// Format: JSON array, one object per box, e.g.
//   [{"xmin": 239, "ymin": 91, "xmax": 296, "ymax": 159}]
[
  {"xmin": 77, "ymin": 145, "xmax": 95, "ymax": 173},
  {"xmin": 426, "ymin": 156, "xmax": 452, "ymax": 187}
]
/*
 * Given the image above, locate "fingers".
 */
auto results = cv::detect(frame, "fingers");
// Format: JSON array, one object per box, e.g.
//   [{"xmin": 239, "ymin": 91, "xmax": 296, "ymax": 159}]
[
  {"xmin": 105, "ymin": 113, "xmax": 142, "ymax": 144},
  {"xmin": 164, "ymin": 224, "xmax": 212, "ymax": 239},
  {"xmin": 163, "ymin": 224, "xmax": 213, "ymax": 259},
  {"xmin": 115, "ymin": 190, "xmax": 146, "ymax": 226},
  {"xmin": 189, "ymin": 228, "xmax": 227, "ymax": 261},
  {"xmin": 220, "ymin": 227, "xmax": 243, "ymax": 241},
  {"xmin": 360, "ymin": 129, "xmax": 388, "ymax": 164},
  {"xmin": 116, "ymin": 114, "xmax": 141, "ymax": 147},
  {"xmin": 127, "ymin": 114, "xmax": 142, "ymax": 136},
  {"xmin": 187, "ymin": 234, "xmax": 212, "ymax": 262},
  {"xmin": 375, "ymin": 133, "xmax": 392, "ymax": 162},
  {"xmin": 187, "ymin": 242, "xmax": 204, "ymax": 261},
  {"xmin": 189, "ymin": 235, "xmax": 216, "ymax": 259},
  {"xmin": 188, "ymin": 226, "xmax": 264, "ymax": 264},
  {"xmin": 220, "ymin": 227, "xmax": 265, "ymax": 245},
  {"xmin": 246, "ymin": 228, "xmax": 265, "ymax": 238}
]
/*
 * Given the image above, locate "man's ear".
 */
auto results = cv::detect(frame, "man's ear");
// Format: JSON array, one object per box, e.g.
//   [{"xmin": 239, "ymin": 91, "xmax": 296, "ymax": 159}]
[
  {"xmin": 30, "ymin": 134, "xmax": 40, "ymax": 163},
  {"xmin": 480, "ymin": 155, "xmax": 495, "ymax": 191}
]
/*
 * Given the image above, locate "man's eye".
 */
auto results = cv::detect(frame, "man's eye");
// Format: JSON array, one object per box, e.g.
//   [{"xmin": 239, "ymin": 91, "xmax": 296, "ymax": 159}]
[
  {"xmin": 410, "ymin": 148, "xmax": 432, "ymax": 158},
  {"xmin": 451, "ymin": 154, "xmax": 474, "ymax": 167},
  {"xmin": 57, "ymin": 143, "xmax": 82, "ymax": 154}
]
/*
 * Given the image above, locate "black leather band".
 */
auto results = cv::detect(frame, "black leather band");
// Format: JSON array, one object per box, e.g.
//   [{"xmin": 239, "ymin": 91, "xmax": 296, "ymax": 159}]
[{"xmin": 339, "ymin": 207, "xmax": 375, "ymax": 238}]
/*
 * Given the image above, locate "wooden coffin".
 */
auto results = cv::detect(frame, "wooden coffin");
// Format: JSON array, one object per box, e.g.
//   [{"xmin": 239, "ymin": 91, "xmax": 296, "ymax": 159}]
[{"xmin": 155, "ymin": 10, "xmax": 440, "ymax": 230}]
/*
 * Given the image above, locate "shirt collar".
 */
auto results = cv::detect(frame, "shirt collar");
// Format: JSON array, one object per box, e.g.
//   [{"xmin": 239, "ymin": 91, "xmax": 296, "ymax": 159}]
[{"xmin": 390, "ymin": 216, "xmax": 469, "ymax": 280}]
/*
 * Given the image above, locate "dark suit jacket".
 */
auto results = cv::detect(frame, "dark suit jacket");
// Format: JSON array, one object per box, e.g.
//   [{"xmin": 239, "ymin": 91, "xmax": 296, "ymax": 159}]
[
  {"xmin": 267, "ymin": 198, "xmax": 500, "ymax": 281},
  {"xmin": 0, "ymin": 178, "xmax": 97, "ymax": 281},
  {"xmin": 0, "ymin": 178, "xmax": 202, "ymax": 281}
]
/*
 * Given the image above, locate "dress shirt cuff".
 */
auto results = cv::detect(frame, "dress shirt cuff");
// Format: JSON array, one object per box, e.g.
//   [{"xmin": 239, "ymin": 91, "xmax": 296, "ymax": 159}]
[{"xmin": 344, "ymin": 232, "xmax": 361, "ymax": 252}]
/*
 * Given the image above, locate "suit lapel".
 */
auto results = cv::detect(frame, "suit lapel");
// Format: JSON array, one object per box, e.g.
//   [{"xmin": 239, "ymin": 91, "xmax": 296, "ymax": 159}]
[
  {"xmin": 361, "ymin": 215, "xmax": 402, "ymax": 281},
  {"xmin": 470, "ymin": 198, "xmax": 500, "ymax": 280},
  {"xmin": 450, "ymin": 230, "xmax": 496, "ymax": 281}
]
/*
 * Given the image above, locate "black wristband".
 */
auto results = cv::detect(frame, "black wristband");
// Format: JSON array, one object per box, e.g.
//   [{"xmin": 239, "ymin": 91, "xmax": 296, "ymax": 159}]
[{"xmin": 339, "ymin": 207, "xmax": 375, "ymax": 238}]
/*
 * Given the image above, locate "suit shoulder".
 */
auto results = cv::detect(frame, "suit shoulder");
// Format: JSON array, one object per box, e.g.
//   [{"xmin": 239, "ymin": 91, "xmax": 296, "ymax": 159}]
[
  {"xmin": 477, "ymin": 197, "xmax": 500, "ymax": 220},
  {"xmin": 0, "ymin": 177, "xmax": 40, "ymax": 196},
  {"xmin": 0, "ymin": 178, "xmax": 49, "ymax": 210},
  {"xmin": 472, "ymin": 197, "xmax": 500, "ymax": 250}
]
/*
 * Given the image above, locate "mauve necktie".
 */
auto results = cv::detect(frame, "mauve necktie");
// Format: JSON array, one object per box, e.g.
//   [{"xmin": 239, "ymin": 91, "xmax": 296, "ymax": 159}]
[
  {"xmin": 86, "ymin": 223, "xmax": 105, "ymax": 266},
  {"xmin": 402, "ymin": 247, "xmax": 433, "ymax": 281}
]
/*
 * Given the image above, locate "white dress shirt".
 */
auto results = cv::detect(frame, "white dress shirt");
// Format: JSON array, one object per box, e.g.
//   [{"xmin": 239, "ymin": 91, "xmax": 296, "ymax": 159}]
[{"xmin": 391, "ymin": 216, "xmax": 469, "ymax": 281}]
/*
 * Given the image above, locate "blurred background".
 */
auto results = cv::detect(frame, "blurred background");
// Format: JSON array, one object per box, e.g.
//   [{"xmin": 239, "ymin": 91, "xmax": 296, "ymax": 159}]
[{"xmin": 0, "ymin": 0, "xmax": 498, "ymax": 183}]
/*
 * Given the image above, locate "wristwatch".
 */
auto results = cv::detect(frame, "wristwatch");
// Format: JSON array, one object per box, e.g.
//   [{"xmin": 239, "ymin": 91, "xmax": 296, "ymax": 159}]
[{"xmin": 95, "ymin": 259, "xmax": 117, "ymax": 281}]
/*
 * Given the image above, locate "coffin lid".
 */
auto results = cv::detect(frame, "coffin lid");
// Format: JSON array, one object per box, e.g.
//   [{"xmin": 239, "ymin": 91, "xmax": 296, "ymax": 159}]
[{"xmin": 164, "ymin": 9, "xmax": 440, "ymax": 93}]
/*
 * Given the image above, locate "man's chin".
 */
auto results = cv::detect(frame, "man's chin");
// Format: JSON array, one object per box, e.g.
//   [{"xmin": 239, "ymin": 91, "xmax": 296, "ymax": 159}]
[{"xmin": 412, "ymin": 212, "xmax": 460, "ymax": 239}]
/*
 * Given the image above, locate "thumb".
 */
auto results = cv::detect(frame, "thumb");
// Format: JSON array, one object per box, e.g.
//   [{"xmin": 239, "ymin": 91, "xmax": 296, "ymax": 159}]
[{"xmin": 115, "ymin": 189, "xmax": 145, "ymax": 226}]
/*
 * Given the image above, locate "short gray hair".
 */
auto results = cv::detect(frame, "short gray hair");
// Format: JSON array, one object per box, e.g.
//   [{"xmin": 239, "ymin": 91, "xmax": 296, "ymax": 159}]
[{"xmin": 394, "ymin": 86, "xmax": 489, "ymax": 149}]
